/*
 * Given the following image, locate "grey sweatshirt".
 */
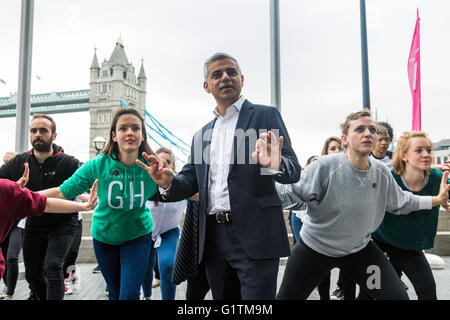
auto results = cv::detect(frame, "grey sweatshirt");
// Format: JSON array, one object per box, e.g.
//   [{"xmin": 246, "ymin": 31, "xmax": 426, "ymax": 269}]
[{"xmin": 276, "ymin": 152, "xmax": 432, "ymax": 257}]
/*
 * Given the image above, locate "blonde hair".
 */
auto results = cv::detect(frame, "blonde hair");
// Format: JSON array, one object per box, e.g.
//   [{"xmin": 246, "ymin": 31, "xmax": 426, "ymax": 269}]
[
  {"xmin": 3, "ymin": 151, "xmax": 17, "ymax": 164},
  {"xmin": 392, "ymin": 131, "xmax": 433, "ymax": 175}
]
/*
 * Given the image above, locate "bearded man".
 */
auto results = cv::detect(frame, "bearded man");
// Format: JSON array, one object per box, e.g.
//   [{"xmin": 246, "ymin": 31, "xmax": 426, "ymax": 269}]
[{"xmin": 0, "ymin": 114, "xmax": 81, "ymax": 300}]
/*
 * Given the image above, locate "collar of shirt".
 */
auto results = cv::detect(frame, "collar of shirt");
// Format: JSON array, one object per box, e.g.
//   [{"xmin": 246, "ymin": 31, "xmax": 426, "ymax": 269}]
[{"xmin": 212, "ymin": 96, "xmax": 246, "ymax": 119}]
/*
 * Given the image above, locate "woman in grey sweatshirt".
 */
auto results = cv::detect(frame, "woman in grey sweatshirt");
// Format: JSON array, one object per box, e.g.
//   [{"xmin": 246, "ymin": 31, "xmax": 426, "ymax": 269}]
[{"xmin": 276, "ymin": 110, "xmax": 449, "ymax": 300}]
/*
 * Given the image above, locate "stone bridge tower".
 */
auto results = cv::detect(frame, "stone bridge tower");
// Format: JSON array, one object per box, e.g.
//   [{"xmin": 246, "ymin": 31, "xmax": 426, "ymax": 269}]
[{"xmin": 88, "ymin": 38, "xmax": 147, "ymax": 158}]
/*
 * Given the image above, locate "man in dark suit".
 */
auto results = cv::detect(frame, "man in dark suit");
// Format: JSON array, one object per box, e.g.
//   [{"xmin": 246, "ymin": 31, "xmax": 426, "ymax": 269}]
[{"xmin": 138, "ymin": 52, "xmax": 300, "ymax": 299}]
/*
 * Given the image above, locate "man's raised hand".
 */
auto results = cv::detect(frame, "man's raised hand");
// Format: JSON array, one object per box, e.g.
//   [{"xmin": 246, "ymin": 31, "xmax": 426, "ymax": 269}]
[{"xmin": 252, "ymin": 131, "xmax": 283, "ymax": 169}]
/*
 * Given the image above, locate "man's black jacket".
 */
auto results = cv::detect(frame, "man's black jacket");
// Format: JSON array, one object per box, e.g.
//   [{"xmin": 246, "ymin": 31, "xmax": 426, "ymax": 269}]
[{"xmin": 0, "ymin": 144, "xmax": 81, "ymax": 226}]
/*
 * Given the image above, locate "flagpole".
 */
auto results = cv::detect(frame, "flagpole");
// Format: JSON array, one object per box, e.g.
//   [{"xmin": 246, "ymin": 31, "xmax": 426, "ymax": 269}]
[
  {"xmin": 360, "ymin": 0, "xmax": 371, "ymax": 110},
  {"xmin": 408, "ymin": 8, "xmax": 421, "ymax": 131},
  {"xmin": 15, "ymin": 0, "xmax": 35, "ymax": 153},
  {"xmin": 270, "ymin": 0, "xmax": 281, "ymax": 111}
]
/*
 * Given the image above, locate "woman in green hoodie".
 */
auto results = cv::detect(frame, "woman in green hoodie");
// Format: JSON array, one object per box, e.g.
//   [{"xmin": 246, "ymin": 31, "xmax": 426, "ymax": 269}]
[{"xmin": 40, "ymin": 108, "xmax": 157, "ymax": 300}]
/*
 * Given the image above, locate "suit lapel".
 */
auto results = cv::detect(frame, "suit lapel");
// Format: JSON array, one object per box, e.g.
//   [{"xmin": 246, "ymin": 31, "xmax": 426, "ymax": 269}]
[
  {"xmin": 230, "ymin": 100, "xmax": 254, "ymax": 172},
  {"xmin": 202, "ymin": 118, "xmax": 216, "ymax": 185}
]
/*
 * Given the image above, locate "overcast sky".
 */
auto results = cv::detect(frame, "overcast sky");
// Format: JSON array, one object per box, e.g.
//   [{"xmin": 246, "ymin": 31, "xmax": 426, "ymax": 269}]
[{"xmin": 0, "ymin": 0, "xmax": 448, "ymax": 165}]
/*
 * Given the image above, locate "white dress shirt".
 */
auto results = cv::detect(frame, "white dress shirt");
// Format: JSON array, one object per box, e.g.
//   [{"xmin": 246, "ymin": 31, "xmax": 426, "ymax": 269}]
[
  {"xmin": 159, "ymin": 95, "xmax": 284, "ymax": 212},
  {"xmin": 207, "ymin": 96, "xmax": 246, "ymax": 215}
]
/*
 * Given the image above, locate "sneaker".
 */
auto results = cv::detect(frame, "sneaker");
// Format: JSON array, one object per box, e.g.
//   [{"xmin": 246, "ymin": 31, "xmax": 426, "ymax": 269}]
[
  {"xmin": 64, "ymin": 286, "xmax": 73, "ymax": 295},
  {"xmin": 65, "ymin": 273, "xmax": 78, "ymax": 284},
  {"xmin": 330, "ymin": 287, "xmax": 344, "ymax": 300},
  {"xmin": 92, "ymin": 265, "xmax": 101, "ymax": 274},
  {"xmin": 0, "ymin": 287, "xmax": 8, "ymax": 299}
]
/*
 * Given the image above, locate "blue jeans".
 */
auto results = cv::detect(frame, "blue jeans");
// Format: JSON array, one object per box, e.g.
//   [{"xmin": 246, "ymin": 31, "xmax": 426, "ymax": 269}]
[
  {"xmin": 142, "ymin": 227, "xmax": 180, "ymax": 299},
  {"xmin": 93, "ymin": 233, "xmax": 152, "ymax": 300},
  {"xmin": 290, "ymin": 213, "xmax": 303, "ymax": 243}
]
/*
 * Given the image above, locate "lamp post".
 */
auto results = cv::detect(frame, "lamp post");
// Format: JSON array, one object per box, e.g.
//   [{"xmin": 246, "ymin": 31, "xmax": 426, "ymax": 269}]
[
  {"xmin": 93, "ymin": 136, "xmax": 106, "ymax": 155},
  {"xmin": 360, "ymin": 0, "xmax": 371, "ymax": 110},
  {"xmin": 270, "ymin": 0, "xmax": 281, "ymax": 111}
]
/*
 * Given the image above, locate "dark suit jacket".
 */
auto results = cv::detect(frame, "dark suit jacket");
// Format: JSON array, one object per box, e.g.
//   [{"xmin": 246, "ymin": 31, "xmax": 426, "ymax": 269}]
[{"xmin": 162, "ymin": 100, "xmax": 300, "ymax": 262}]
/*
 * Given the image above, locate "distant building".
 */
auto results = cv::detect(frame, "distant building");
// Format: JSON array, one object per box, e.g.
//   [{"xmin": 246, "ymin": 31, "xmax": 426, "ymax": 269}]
[
  {"xmin": 432, "ymin": 139, "xmax": 450, "ymax": 165},
  {"xmin": 89, "ymin": 38, "xmax": 147, "ymax": 158}
]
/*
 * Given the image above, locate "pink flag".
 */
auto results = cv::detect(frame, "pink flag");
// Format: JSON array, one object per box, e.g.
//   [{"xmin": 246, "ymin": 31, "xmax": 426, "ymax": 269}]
[{"xmin": 408, "ymin": 9, "xmax": 421, "ymax": 131}]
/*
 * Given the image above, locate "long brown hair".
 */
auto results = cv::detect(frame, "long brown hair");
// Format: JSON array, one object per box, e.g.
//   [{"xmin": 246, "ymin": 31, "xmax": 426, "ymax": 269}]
[
  {"xmin": 321, "ymin": 136, "xmax": 343, "ymax": 155},
  {"xmin": 101, "ymin": 108, "xmax": 154, "ymax": 158}
]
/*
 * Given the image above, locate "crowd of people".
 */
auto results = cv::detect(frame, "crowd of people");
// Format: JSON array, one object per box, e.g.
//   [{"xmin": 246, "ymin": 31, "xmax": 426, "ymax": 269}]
[{"xmin": 0, "ymin": 52, "xmax": 449, "ymax": 300}]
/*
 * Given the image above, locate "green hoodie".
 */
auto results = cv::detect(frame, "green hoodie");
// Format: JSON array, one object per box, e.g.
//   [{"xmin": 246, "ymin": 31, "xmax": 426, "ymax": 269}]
[{"xmin": 60, "ymin": 153, "xmax": 157, "ymax": 245}]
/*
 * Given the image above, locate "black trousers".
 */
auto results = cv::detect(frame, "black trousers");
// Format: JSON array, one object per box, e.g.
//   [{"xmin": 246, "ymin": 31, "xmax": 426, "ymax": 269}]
[
  {"xmin": 186, "ymin": 260, "xmax": 210, "ymax": 300},
  {"xmin": 6, "ymin": 227, "xmax": 23, "ymax": 296},
  {"xmin": 23, "ymin": 216, "xmax": 77, "ymax": 300},
  {"xmin": 204, "ymin": 215, "xmax": 279, "ymax": 300},
  {"xmin": 63, "ymin": 219, "xmax": 82, "ymax": 278},
  {"xmin": 357, "ymin": 234, "xmax": 437, "ymax": 300},
  {"xmin": 277, "ymin": 238, "xmax": 409, "ymax": 300}
]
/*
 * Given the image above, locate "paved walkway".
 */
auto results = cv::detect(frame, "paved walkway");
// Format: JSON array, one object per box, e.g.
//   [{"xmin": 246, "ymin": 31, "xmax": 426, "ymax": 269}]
[{"xmin": 2, "ymin": 256, "xmax": 450, "ymax": 300}]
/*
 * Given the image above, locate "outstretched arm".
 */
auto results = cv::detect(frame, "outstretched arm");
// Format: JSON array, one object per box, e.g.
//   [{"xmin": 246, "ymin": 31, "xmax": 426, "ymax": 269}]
[
  {"xmin": 44, "ymin": 180, "xmax": 98, "ymax": 213},
  {"xmin": 39, "ymin": 186, "xmax": 67, "ymax": 200}
]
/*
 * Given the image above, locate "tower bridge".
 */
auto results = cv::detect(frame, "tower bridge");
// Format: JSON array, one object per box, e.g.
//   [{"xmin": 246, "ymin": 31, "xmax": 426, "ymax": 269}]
[
  {"xmin": 0, "ymin": 89, "xmax": 90, "ymax": 118},
  {"xmin": 0, "ymin": 39, "xmax": 148, "ymax": 159}
]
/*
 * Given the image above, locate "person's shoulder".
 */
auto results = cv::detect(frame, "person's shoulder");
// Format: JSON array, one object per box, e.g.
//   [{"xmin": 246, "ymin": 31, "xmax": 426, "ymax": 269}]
[
  {"xmin": 429, "ymin": 167, "xmax": 443, "ymax": 179},
  {"xmin": 53, "ymin": 145, "xmax": 79, "ymax": 162},
  {"xmin": 246, "ymin": 101, "xmax": 279, "ymax": 114},
  {"xmin": 0, "ymin": 152, "xmax": 28, "ymax": 172},
  {"xmin": 10, "ymin": 151, "xmax": 29, "ymax": 163},
  {"xmin": 319, "ymin": 152, "xmax": 345, "ymax": 166},
  {"xmin": 370, "ymin": 156, "xmax": 391, "ymax": 172},
  {"xmin": 0, "ymin": 178, "xmax": 16, "ymax": 190}
]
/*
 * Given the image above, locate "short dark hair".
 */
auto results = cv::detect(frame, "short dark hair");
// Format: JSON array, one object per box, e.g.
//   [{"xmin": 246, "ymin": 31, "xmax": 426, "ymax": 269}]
[
  {"xmin": 203, "ymin": 52, "xmax": 242, "ymax": 81},
  {"xmin": 31, "ymin": 114, "xmax": 56, "ymax": 134},
  {"xmin": 376, "ymin": 121, "xmax": 394, "ymax": 141}
]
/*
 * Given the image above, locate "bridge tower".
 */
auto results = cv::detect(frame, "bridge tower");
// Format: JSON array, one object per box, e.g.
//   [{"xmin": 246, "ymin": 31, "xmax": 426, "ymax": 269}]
[{"xmin": 88, "ymin": 38, "xmax": 147, "ymax": 158}]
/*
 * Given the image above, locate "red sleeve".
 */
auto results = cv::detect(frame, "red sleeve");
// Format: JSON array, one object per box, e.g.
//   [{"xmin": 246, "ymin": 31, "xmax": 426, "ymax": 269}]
[{"xmin": 0, "ymin": 179, "xmax": 47, "ymax": 220}]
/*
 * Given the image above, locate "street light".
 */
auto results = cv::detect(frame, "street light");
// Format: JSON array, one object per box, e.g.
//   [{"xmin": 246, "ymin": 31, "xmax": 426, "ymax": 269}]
[{"xmin": 93, "ymin": 136, "xmax": 106, "ymax": 154}]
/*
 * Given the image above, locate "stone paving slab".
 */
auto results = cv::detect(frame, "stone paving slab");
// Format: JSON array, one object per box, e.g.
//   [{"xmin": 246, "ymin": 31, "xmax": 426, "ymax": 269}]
[{"xmin": 2, "ymin": 256, "xmax": 450, "ymax": 300}]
